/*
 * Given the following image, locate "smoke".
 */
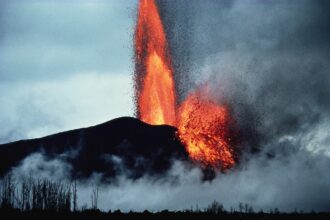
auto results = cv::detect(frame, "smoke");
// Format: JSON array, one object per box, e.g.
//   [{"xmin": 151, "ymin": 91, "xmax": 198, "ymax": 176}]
[
  {"xmin": 8, "ymin": 147, "xmax": 330, "ymax": 212},
  {"xmin": 156, "ymin": 0, "xmax": 330, "ymax": 212},
  {"xmin": 10, "ymin": 153, "xmax": 72, "ymax": 180},
  {"xmin": 93, "ymin": 152, "xmax": 330, "ymax": 212}
]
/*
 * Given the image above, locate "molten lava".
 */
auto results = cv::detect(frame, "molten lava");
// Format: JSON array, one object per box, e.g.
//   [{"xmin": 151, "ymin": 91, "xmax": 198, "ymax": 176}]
[
  {"xmin": 177, "ymin": 88, "xmax": 236, "ymax": 169},
  {"xmin": 135, "ymin": 0, "xmax": 237, "ymax": 169},
  {"xmin": 135, "ymin": 0, "xmax": 176, "ymax": 126}
]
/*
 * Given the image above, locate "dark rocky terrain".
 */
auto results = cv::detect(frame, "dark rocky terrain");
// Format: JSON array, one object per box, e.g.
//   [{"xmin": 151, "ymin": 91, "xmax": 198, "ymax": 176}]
[{"xmin": 0, "ymin": 117, "xmax": 188, "ymax": 180}]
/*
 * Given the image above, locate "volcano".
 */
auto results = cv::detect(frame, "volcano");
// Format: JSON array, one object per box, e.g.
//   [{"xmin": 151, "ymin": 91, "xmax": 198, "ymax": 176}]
[
  {"xmin": 134, "ymin": 0, "xmax": 238, "ymax": 169},
  {"xmin": 0, "ymin": 117, "xmax": 188, "ymax": 180},
  {"xmin": 0, "ymin": 0, "xmax": 239, "ymax": 180}
]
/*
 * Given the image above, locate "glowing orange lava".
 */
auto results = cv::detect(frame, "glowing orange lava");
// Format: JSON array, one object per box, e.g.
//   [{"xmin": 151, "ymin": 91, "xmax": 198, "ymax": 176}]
[
  {"xmin": 135, "ymin": 0, "xmax": 237, "ymax": 169},
  {"xmin": 135, "ymin": 0, "xmax": 176, "ymax": 126},
  {"xmin": 177, "ymin": 87, "xmax": 236, "ymax": 169}
]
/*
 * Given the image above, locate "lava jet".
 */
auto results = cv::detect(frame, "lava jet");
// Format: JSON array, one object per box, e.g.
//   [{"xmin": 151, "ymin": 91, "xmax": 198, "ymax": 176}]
[{"xmin": 134, "ymin": 0, "xmax": 239, "ymax": 169}]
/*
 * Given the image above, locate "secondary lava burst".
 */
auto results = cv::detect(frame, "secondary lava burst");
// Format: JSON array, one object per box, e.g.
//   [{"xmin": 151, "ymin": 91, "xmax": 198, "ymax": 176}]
[
  {"xmin": 134, "ymin": 0, "xmax": 237, "ymax": 169},
  {"xmin": 177, "ymin": 87, "xmax": 236, "ymax": 170}
]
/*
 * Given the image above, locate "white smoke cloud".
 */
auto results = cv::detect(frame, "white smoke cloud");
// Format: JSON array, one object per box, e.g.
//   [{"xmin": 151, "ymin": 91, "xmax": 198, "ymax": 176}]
[
  {"xmin": 10, "ymin": 153, "xmax": 72, "ymax": 180},
  {"xmin": 8, "ymin": 137, "xmax": 330, "ymax": 212}
]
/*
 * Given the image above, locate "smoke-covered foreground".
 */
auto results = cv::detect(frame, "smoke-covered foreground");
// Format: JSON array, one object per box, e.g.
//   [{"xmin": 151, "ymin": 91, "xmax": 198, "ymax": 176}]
[
  {"xmin": 5, "ymin": 141, "xmax": 330, "ymax": 212},
  {"xmin": 77, "ymin": 152, "xmax": 330, "ymax": 212},
  {"xmin": 2, "ymin": 113, "xmax": 329, "ymax": 212}
]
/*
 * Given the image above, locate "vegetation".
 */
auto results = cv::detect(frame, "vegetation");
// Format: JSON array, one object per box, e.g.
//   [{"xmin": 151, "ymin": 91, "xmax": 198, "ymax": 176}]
[
  {"xmin": 1, "ymin": 174, "xmax": 73, "ymax": 212},
  {"xmin": 0, "ymin": 174, "xmax": 329, "ymax": 220}
]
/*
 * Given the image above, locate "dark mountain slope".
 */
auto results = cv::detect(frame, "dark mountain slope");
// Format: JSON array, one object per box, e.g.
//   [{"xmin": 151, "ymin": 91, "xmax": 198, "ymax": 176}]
[{"xmin": 0, "ymin": 117, "xmax": 188, "ymax": 180}]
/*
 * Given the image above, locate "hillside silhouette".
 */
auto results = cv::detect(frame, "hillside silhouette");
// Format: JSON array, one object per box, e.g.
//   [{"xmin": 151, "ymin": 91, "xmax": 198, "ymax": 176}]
[{"xmin": 0, "ymin": 117, "xmax": 187, "ymax": 180}]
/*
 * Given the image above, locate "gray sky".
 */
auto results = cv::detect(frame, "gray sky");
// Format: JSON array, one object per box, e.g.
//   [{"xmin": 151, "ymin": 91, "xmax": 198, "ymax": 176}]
[{"xmin": 0, "ymin": 0, "xmax": 137, "ymax": 143}]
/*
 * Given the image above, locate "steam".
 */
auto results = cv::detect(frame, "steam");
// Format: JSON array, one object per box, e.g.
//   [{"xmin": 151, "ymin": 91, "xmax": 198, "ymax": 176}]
[
  {"xmin": 8, "ymin": 147, "xmax": 330, "ymax": 212},
  {"xmin": 157, "ymin": 0, "xmax": 330, "ymax": 212}
]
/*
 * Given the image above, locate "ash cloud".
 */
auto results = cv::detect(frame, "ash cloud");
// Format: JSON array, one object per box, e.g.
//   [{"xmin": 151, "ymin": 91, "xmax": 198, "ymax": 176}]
[{"xmin": 157, "ymin": 0, "xmax": 330, "ymax": 212}]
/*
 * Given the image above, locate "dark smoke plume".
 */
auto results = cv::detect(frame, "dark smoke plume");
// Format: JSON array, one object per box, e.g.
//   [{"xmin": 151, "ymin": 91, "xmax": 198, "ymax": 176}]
[{"xmin": 156, "ymin": 0, "xmax": 330, "ymax": 212}]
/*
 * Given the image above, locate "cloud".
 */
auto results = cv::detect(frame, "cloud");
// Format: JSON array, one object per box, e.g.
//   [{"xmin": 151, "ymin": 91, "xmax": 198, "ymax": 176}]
[
  {"xmin": 0, "ymin": 0, "xmax": 137, "ymax": 142},
  {"xmin": 0, "ymin": 0, "xmax": 137, "ymax": 81},
  {"xmin": 0, "ymin": 73, "xmax": 134, "ymax": 143}
]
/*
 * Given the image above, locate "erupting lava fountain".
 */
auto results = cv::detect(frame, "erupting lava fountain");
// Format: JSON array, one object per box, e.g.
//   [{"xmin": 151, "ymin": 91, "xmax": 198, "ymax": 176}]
[{"xmin": 134, "ymin": 0, "xmax": 237, "ymax": 170}]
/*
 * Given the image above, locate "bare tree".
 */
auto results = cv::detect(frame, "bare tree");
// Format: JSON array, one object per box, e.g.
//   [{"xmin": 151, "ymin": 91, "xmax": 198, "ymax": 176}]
[
  {"xmin": 1, "ymin": 174, "xmax": 16, "ymax": 209},
  {"xmin": 206, "ymin": 200, "xmax": 224, "ymax": 214},
  {"xmin": 248, "ymin": 205, "xmax": 254, "ymax": 213},
  {"xmin": 244, "ymin": 203, "xmax": 249, "ymax": 213},
  {"xmin": 20, "ymin": 177, "xmax": 32, "ymax": 210},
  {"xmin": 72, "ymin": 179, "xmax": 77, "ymax": 212},
  {"xmin": 1, "ymin": 176, "xmax": 75, "ymax": 212},
  {"xmin": 91, "ymin": 184, "xmax": 99, "ymax": 210},
  {"xmin": 238, "ymin": 202, "xmax": 243, "ymax": 213}
]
